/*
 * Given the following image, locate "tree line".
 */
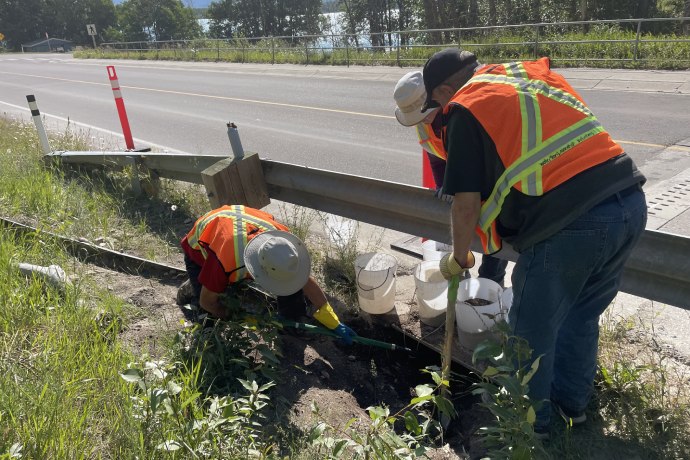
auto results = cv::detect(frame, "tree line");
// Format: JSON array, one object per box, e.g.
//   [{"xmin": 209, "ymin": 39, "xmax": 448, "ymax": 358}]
[{"xmin": 0, "ymin": 0, "xmax": 688, "ymax": 51}]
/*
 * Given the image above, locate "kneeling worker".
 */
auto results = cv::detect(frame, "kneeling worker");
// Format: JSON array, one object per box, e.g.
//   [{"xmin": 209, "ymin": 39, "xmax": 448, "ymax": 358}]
[{"xmin": 180, "ymin": 204, "xmax": 357, "ymax": 344}]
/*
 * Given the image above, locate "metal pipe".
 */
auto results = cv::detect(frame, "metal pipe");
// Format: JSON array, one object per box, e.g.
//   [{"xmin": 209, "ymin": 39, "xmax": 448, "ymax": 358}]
[{"xmin": 226, "ymin": 123, "xmax": 245, "ymax": 159}]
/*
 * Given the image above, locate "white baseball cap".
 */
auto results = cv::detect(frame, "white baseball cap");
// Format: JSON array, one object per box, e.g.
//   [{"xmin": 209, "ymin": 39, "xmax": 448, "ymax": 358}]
[
  {"xmin": 393, "ymin": 70, "xmax": 440, "ymax": 126},
  {"xmin": 244, "ymin": 230, "xmax": 311, "ymax": 296}
]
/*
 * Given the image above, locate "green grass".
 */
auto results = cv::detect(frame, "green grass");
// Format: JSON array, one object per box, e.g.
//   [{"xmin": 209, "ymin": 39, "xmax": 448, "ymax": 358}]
[
  {"xmin": 0, "ymin": 119, "xmax": 198, "ymax": 263},
  {"xmin": 0, "ymin": 232, "xmax": 139, "ymax": 458},
  {"xmin": 76, "ymin": 27, "xmax": 690, "ymax": 70}
]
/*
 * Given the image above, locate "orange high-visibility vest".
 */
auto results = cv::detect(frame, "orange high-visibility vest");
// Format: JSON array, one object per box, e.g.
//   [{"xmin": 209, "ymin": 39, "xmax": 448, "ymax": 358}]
[
  {"xmin": 416, "ymin": 122, "xmax": 447, "ymax": 160},
  {"xmin": 448, "ymin": 58, "xmax": 624, "ymax": 254},
  {"xmin": 184, "ymin": 205, "xmax": 288, "ymax": 283}
]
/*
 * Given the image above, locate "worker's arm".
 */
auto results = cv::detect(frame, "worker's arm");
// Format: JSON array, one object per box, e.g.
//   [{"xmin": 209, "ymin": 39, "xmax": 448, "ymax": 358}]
[
  {"xmin": 303, "ymin": 276, "xmax": 357, "ymax": 344},
  {"xmin": 199, "ymin": 286, "xmax": 230, "ymax": 320},
  {"xmin": 302, "ymin": 276, "xmax": 327, "ymax": 310},
  {"xmin": 439, "ymin": 192, "xmax": 479, "ymax": 279},
  {"xmin": 450, "ymin": 192, "xmax": 481, "ymax": 266}
]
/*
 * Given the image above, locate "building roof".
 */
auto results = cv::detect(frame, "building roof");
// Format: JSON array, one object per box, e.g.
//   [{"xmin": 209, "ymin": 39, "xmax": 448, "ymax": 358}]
[{"xmin": 22, "ymin": 38, "xmax": 73, "ymax": 47}]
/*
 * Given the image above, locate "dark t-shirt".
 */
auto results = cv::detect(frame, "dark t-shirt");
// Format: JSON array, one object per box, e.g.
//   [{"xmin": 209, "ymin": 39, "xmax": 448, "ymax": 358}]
[{"xmin": 443, "ymin": 105, "xmax": 646, "ymax": 252}]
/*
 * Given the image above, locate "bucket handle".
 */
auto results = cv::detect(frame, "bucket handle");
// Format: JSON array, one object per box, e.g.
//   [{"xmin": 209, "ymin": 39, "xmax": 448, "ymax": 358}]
[{"xmin": 356, "ymin": 265, "xmax": 394, "ymax": 291}]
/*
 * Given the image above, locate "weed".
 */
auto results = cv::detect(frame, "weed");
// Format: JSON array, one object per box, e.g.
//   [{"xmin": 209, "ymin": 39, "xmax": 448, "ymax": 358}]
[
  {"xmin": 471, "ymin": 324, "xmax": 548, "ymax": 459},
  {"xmin": 121, "ymin": 359, "xmax": 277, "ymax": 457},
  {"xmin": 305, "ymin": 366, "xmax": 454, "ymax": 459}
]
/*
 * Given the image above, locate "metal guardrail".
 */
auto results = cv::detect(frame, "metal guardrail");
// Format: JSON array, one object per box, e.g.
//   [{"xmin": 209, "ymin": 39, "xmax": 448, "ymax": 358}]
[
  {"xmin": 99, "ymin": 17, "xmax": 690, "ymax": 67},
  {"xmin": 46, "ymin": 150, "xmax": 690, "ymax": 310}
]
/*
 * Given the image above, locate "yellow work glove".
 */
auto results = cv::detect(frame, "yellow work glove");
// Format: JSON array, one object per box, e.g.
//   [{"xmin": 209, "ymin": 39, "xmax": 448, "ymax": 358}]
[
  {"xmin": 312, "ymin": 302, "xmax": 341, "ymax": 330},
  {"xmin": 439, "ymin": 251, "xmax": 476, "ymax": 280}
]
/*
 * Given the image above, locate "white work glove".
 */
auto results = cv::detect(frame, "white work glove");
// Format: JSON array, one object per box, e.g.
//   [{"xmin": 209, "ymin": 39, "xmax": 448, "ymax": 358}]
[
  {"xmin": 439, "ymin": 252, "xmax": 476, "ymax": 280},
  {"xmin": 434, "ymin": 187, "xmax": 454, "ymax": 203}
]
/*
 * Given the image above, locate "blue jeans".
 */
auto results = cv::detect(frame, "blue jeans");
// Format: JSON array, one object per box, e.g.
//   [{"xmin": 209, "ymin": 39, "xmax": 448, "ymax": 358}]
[
  {"xmin": 508, "ymin": 185, "xmax": 647, "ymax": 428},
  {"xmin": 479, "ymin": 255, "xmax": 509, "ymax": 286}
]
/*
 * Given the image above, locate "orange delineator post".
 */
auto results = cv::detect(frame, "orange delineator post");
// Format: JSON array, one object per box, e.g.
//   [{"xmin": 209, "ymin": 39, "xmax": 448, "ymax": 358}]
[{"xmin": 107, "ymin": 65, "xmax": 135, "ymax": 150}]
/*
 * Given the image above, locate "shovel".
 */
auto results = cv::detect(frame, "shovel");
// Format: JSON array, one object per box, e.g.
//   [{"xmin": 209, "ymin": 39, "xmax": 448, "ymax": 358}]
[
  {"xmin": 277, "ymin": 319, "xmax": 412, "ymax": 352},
  {"xmin": 440, "ymin": 274, "xmax": 460, "ymax": 428}
]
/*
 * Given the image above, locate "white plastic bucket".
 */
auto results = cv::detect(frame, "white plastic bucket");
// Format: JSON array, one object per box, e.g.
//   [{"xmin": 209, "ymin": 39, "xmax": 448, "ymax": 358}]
[
  {"xmin": 455, "ymin": 278, "xmax": 510, "ymax": 350},
  {"xmin": 325, "ymin": 214, "xmax": 357, "ymax": 250},
  {"xmin": 414, "ymin": 261, "xmax": 448, "ymax": 326},
  {"xmin": 421, "ymin": 240, "xmax": 451, "ymax": 262},
  {"xmin": 354, "ymin": 253, "xmax": 397, "ymax": 314}
]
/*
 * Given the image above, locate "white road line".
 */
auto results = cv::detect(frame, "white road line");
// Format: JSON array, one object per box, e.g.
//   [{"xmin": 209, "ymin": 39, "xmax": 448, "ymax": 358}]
[{"xmin": 0, "ymin": 100, "xmax": 187, "ymax": 154}]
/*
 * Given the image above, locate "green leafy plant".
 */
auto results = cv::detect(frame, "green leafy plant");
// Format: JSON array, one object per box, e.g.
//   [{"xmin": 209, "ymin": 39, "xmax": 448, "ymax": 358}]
[
  {"xmin": 121, "ymin": 359, "xmax": 277, "ymax": 458},
  {"xmin": 471, "ymin": 325, "xmax": 547, "ymax": 460},
  {"xmin": 305, "ymin": 367, "xmax": 454, "ymax": 459}
]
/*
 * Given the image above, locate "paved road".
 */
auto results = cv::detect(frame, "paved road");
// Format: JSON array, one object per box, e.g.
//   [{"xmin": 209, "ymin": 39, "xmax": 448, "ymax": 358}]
[{"xmin": 0, "ymin": 53, "xmax": 689, "ymax": 188}]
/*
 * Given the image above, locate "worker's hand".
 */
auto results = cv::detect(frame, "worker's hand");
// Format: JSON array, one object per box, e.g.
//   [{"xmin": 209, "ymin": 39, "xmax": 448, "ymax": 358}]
[
  {"xmin": 333, "ymin": 323, "xmax": 357, "ymax": 345},
  {"xmin": 312, "ymin": 302, "xmax": 341, "ymax": 330},
  {"xmin": 434, "ymin": 187, "xmax": 454, "ymax": 203},
  {"xmin": 439, "ymin": 252, "xmax": 476, "ymax": 280}
]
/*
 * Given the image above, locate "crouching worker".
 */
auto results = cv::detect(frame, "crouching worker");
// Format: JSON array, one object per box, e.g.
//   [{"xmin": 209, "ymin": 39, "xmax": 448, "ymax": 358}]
[{"xmin": 178, "ymin": 205, "xmax": 357, "ymax": 344}]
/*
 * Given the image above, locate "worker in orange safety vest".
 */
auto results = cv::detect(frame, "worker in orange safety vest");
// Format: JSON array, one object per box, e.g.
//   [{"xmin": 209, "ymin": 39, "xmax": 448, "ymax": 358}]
[
  {"xmin": 179, "ymin": 205, "xmax": 357, "ymax": 344},
  {"xmin": 424, "ymin": 48, "xmax": 647, "ymax": 437}
]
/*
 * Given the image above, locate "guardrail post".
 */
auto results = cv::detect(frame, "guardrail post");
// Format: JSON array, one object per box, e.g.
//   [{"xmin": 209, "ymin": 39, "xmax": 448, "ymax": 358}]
[
  {"xmin": 271, "ymin": 36, "xmax": 275, "ymax": 64},
  {"xmin": 201, "ymin": 153, "xmax": 270, "ymax": 209},
  {"xmin": 633, "ymin": 20, "xmax": 642, "ymax": 63},
  {"xmin": 125, "ymin": 156, "xmax": 142, "ymax": 196},
  {"xmin": 533, "ymin": 24, "xmax": 540, "ymax": 59}
]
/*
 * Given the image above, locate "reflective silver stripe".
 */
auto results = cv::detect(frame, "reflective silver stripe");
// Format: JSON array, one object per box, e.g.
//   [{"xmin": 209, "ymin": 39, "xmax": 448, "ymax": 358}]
[
  {"xmin": 189, "ymin": 207, "xmax": 279, "ymax": 249},
  {"xmin": 479, "ymin": 118, "xmax": 604, "ymax": 229},
  {"xmin": 471, "ymin": 74, "xmax": 593, "ymax": 118},
  {"xmin": 416, "ymin": 123, "xmax": 444, "ymax": 159},
  {"xmin": 416, "ymin": 124, "xmax": 431, "ymax": 151},
  {"xmin": 505, "ymin": 62, "xmax": 540, "ymax": 195}
]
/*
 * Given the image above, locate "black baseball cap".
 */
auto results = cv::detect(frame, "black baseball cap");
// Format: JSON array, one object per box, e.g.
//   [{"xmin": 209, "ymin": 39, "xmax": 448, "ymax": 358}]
[{"xmin": 422, "ymin": 48, "xmax": 478, "ymax": 111}]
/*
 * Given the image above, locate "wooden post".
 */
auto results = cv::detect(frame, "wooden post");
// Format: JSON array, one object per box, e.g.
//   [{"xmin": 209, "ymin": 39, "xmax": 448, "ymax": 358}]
[{"xmin": 201, "ymin": 152, "xmax": 270, "ymax": 209}]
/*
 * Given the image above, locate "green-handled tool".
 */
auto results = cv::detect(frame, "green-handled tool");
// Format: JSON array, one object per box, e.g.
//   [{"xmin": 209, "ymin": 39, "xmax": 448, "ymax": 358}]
[
  {"xmin": 277, "ymin": 319, "xmax": 412, "ymax": 352},
  {"xmin": 441, "ymin": 275, "xmax": 460, "ymax": 399}
]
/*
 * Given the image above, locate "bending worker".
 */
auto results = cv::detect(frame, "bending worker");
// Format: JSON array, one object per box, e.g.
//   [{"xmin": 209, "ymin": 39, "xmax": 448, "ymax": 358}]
[
  {"xmin": 425, "ymin": 48, "xmax": 646, "ymax": 435},
  {"xmin": 179, "ymin": 204, "xmax": 357, "ymax": 344},
  {"xmin": 393, "ymin": 70, "xmax": 509, "ymax": 285}
]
